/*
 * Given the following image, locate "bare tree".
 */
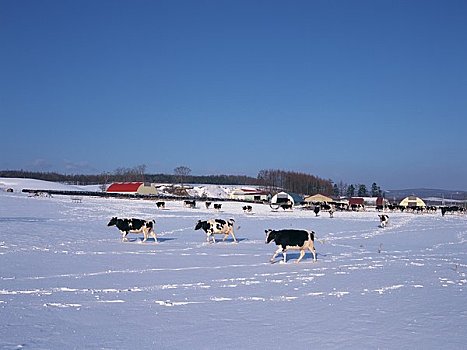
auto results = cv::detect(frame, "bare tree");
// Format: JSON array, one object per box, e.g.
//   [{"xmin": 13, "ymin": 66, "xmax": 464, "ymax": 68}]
[
  {"xmin": 174, "ymin": 166, "xmax": 191, "ymax": 188},
  {"xmin": 135, "ymin": 164, "xmax": 147, "ymax": 182}
]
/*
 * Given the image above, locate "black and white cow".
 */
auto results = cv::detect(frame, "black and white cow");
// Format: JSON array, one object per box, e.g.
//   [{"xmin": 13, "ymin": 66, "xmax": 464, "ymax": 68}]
[
  {"xmin": 280, "ymin": 203, "xmax": 293, "ymax": 210},
  {"xmin": 440, "ymin": 206, "xmax": 464, "ymax": 216},
  {"xmin": 213, "ymin": 203, "xmax": 222, "ymax": 211},
  {"xmin": 184, "ymin": 200, "xmax": 196, "ymax": 208},
  {"xmin": 156, "ymin": 201, "xmax": 165, "ymax": 209},
  {"xmin": 242, "ymin": 205, "xmax": 253, "ymax": 213},
  {"xmin": 265, "ymin": 229, "xmax": 317, "ymax": 263},
  {"xmin": 107, "ymin": 217, "xmax": 158, "ymax": 242},
  {"xmin": 194, "ymin": 219, "xmax": 237, "ymax": 243},
  {"xmin": 313, "ymin": 206, "xmax": 320, "ymax": 216},
  {"xmin": 378, "ymin": 214, "xmax": 389, "ymax": 228}
]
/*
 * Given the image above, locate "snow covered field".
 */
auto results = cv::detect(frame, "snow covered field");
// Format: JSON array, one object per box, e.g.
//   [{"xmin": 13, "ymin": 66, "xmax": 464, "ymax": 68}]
[{"xmin": 0, "ymin": 179, "xmax": 466, "ymax": 349}]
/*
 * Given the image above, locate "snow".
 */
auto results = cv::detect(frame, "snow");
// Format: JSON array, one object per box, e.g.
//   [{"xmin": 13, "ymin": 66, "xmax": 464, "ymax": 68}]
[{"xmin": 0, "ymin": 178, "xmax": 466, "ymax": 349}]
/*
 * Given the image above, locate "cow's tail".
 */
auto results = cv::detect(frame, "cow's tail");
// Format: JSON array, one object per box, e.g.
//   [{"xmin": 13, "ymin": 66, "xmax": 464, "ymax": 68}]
[
  {"xmin": 310, "ymin": 230, "xmax": 325, "ymax": 244},
  {"xmin": 316, "ymin": 236, "xmax": 326, "ymax": 244}
]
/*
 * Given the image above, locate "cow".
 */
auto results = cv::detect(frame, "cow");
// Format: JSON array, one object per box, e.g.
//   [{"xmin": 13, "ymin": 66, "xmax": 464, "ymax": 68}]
[
  {"xmin": 280, "ymin": 203, "xmax": 293, "ymax": 210},
  {"xmin": 156, "ymin": 201, "xmax": 165, "ymax": 209},
  {"xmin": 242, "ymin": 205, "xmax": 253, "ymax": 213},
  {"xmin": 265, "ymin": 229, "xmax": 317, "ymax": 263},
  {"xmin": 441, "ymin": 206, "xmax": 464, "ymax": 216},
  {"xmin": 313, "ymin": 206, "xmax": 320, "ymax": 216},
  {"xmin": 213, "ymin": 203, "xmax": 222, "ymax": 211},
  {"xmin": 378, "ymin": 214, "xmax": 389, "ymax": 228},
  {"xmin": 205, "ymin": 201, "xmax": 212, "ymax": 209},
  {"xmin": 184, "ymin": 200, "xmax": 196, "ymax": 208},
  {"xmin": 194, "ymin": 219, "xmax": 237, "ymax": 243},
  {"xmin": 107, "ymin": 217, "xmax": 157, "ymax": 242}
]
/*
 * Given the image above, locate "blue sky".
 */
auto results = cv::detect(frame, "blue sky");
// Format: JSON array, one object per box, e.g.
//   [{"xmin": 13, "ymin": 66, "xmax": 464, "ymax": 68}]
[{"xmin": 1, "ymin": 0, "xmax": 466, "ymax": 190}]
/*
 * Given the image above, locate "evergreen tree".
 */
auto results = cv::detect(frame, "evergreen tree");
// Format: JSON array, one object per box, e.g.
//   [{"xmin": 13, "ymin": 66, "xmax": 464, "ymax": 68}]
[
  {"xmin": 346, "ymin": 184, "xmax": 355, "ymax": 197},
  {"xmin": 371, "ymin": 182, "xmax": 382, "ymax": 197},
  {"xmin": 333, "ymin": 184, "xmax": 339, "ymax": 197},
  {"xmin": 358, "ymin": 184, "xmax": 368, "ymax": 197}
]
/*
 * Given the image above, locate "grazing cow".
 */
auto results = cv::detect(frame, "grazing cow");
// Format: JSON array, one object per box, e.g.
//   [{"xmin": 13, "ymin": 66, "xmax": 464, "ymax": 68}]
[
  {"xmin": 378, "ymin": 214, "xmax": 389, "ymax": 228},
  {"xmin": 242, "ymin": 205, "xmax": 253, "ymax": 213},
  {"xmin": 107, "ymin": 217, "xmax": 157, "ymax": 242},
  {"xmin": 351, "ymin": 204, "xmax": 364, "ymax": 211},
  {"xmin": 194, "ymin": 219, "xmax": 237, "ymax": 243},
  {"xmin": 280, "ymin": 203, "xmax": 293, "ymax": 210},
  {"xmin": 265, "ymin": 229, "xmax": 317, "ymax": 263},
  {"xmin": 441, "ymin": 206, "xmax": 464, "ymax": 216},
  {"xmin": 205, "ymin": 201, "xmax": 212, "ymax": 209},
  {"xmin": 214, "ymin": 203, "xmax": 222, "ymax": 211},
  {"xmin": 184, "ymin": 200, "xmax": 196, "ymax": 208},
  {"xmin": 156, "ymin": 201, "xmax": 165, "ymax": 209},
  {"xmin": 313, "ymin": 206, "xmax": 320, "ymax": 216}
]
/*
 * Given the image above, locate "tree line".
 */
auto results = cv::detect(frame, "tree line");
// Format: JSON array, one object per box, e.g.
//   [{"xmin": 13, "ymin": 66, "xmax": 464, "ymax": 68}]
[
  {"xmin": 257, "ymin": 169, "xmax": 334, "ymax": 195},
  {"xmin": 333, "ymin": 181, "xmax": 383, "ymax": 198},
  {"xmin": 0, "ymin": 168, "xmax": 260, "ymax": 187},
  {"xmin": 1, "ymin": 168, "xmax": 382, "ymax": 197}
]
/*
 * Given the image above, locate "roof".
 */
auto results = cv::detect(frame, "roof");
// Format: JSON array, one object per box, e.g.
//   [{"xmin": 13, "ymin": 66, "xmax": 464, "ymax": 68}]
[
  {"xmin": 399, "ymin": 196, "xmax": 426, "ymax": 207},
  {"xmin": 304, "ymin": 194, "xmax": 333, "ymax": 203},
  {"xmin": 231, "ymin": 188, "xmax": 269, "ymax": 196},
  {"xmin": 270, "ymin": 192, "xmax": 303, "ymax": 205},
  {"xmin": 349, "ymin": 197, "xmax": 365, "ymax": 205},
  {"xmin": 107, "ymin": 182, "xmax": 143, "ymax": 193}
]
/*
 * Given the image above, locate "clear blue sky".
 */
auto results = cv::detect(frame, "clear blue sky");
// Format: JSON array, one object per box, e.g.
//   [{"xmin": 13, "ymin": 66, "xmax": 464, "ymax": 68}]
[{"xmin": 1, "ymin": 0, "xmax": 466, "ymax": 190}]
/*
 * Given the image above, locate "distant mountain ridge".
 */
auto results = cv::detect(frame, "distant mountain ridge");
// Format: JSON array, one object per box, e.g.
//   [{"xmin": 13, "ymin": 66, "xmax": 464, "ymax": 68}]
[{"xmin": 384, "ymin": 188, "xmax": 467, "ymax": 201}]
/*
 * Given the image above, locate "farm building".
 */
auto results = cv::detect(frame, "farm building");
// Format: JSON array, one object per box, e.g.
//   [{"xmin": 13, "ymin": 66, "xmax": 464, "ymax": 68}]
[
  {"xmin": 399, "ymin": 196, "xmax": 426, "ymax": 208},
  {"xmin": 349, "ymin": 197, "xmax": 365, "ymax": 206},
  {"xmin": 106, "ymin": 182, "xmax": 158, "ymax": 195},
  {"xmin": 270, "ymin": 192, "xmax": 303, "ymax": 206},
  {"xmin": 304, "ymin": 193, "xmax": 333, "ymax": 204},
  {"xmin": 229, "ymin": 188, "xmax": 269, "ymax": 202}
]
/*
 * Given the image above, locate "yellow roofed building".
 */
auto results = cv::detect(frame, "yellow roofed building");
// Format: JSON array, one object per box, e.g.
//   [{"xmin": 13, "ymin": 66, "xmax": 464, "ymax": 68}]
[
  {"xmin": 304, "ymin": 194, "xmax": 333, "ymax": 204},
  {"xmin": 399, "ymin": 196, "xmax": 426, "ymax": 208}
]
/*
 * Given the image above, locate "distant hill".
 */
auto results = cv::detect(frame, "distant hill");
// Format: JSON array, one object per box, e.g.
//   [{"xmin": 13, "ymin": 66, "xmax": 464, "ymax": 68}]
[{"xmin": 384, "ymin": 188, "xmax": 467, "ymax": 201}]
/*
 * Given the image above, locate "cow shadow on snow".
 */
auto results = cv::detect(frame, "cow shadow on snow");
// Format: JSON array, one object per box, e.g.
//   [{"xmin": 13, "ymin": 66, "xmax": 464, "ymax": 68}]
[
  {"xmin": 202, "ymin": 237, "xmax": 248, "ymax": 244},
  {"xmin": 271, "ymin": 251, "xmax": 325, "ymax": 263},
  {"xmin": 124, "ymin": 237, "xmax": 176, "ymax": 243}
]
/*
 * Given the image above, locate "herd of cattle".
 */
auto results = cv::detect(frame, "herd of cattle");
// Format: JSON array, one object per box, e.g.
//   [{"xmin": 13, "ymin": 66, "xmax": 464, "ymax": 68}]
[
  {"xmin": 106, "ymin": 199, "xmax": 464, "ymax": 263},
  {"xmin": 107, "ymin": 215, "xmax": 319, "ymax": 264}
]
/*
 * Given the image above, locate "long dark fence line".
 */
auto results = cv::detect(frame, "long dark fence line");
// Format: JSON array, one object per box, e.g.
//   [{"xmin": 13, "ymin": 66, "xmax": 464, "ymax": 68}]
[{"xmin": 20, "ymin": 188, "xmax": 249, "ymax": 203}]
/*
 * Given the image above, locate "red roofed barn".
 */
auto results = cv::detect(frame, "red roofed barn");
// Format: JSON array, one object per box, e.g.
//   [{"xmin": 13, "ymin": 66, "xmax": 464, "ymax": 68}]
[{"xmin": 106, "ymin": 182, "xmax": 158, "ymax": 195}]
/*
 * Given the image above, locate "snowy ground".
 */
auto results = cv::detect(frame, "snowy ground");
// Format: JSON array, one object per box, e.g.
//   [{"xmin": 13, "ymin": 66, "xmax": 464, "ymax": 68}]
[{"xmin": 0, "ymin": 179, "xmax": 466, "ymax": 349}]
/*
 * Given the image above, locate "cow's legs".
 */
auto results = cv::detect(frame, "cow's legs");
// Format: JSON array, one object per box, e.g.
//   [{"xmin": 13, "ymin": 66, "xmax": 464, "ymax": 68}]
[
  {"xmin": 121, "ymin": 231, "xmax": 129, "ymax": 242},
  {"xmin": 270, "ymin": 247, "xmax": 282, "ymax": 262},
  {"xmin": 142, "ymin": 228, "xmax": 148, "ymax": 242},
  {"xmin": 296, "ymin": 249, "xmax": 306, "ymax": 263},
  {"xmin": 282, "ymin": 250, "xmax": 287, "ymax": 263},
  {"xmin": 309, "ymin": 245, "xmax": 317, "ymax": 262},
  {"xmin": 230, "ymin": 230, "xmax": 238, "ymax": 243},
  {"xmin": 150, "ymin": 229, "xmax": 158, "ymax": 243}
]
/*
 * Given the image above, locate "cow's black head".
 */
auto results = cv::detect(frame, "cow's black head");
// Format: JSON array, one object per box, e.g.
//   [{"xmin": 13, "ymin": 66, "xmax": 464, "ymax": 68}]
[
  {"xmin": 309, "ymin": 230, "xmax": 315, "ymax": 241},
  {"xmin": 265, "ymin": 229, "xmax": 275, "ymax": 244},
  {"xmin": 108, "ymin": 217, "xmax": 118, "ymax": 226},
  {"xmin": 194, "ymin": 220, "xmax": 205, "ymax": 231}
]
